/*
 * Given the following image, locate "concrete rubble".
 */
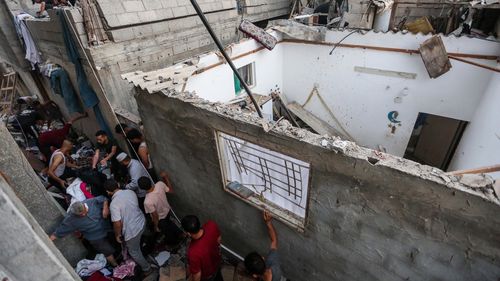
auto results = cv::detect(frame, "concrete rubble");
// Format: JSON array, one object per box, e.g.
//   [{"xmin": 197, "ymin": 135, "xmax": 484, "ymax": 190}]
[{"xmin": 159, "ymin": 89, "xmax": 500, "ymax": 205}]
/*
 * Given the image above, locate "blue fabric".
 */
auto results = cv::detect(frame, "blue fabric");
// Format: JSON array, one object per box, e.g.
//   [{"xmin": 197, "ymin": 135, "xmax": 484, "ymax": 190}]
[
  {"xmin": 54, "ymin": 196, "xmax": 111, "ymax": 241},
  {"xmin": 59, "ymin": 11, "xmax": 112, "ymax": 135},
  {"xmin": 50, "ymin": 68, "xmax": 83, "ymax": 114}
]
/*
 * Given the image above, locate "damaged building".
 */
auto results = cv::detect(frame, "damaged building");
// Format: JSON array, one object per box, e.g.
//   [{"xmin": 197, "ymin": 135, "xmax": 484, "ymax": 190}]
[
  {"xmin": 0, "ymin": 0, "xmax": 500, "ymax": 280},
  {"xmin": 121, "ymin": 22, "xmax": 500, "ymax": 281}
]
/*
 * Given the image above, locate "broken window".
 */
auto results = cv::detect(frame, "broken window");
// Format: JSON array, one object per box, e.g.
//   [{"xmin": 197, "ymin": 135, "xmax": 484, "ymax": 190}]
[
  {"xmin": 234, "ymin": 63, "xmax": 255, "ymax": 95},
  {"xmin": 216, "ymin": 131, "xmax": 310, "ymax": 230}
]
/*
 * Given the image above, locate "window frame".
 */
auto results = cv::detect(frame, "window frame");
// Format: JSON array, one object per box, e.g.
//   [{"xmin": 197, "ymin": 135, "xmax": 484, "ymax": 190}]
[
  {"xmin": 234, "ymin": 62, "xmax": 256, "ymax": 95},
  {"xmin": 215, "ymin": 130, "xmax": 311, "ymax": 232}
]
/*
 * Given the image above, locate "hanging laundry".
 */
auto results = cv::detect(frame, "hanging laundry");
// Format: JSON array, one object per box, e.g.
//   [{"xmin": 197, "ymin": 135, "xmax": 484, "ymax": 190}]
[
  {"xmin": 50, "ymin": 67, "xmax": 84, "ymax": 114},
  {"xmin": 14, "ymin": 13, "xmax": 42, "ymax": 69},
  {"xmin": 59, "ymin": 11, "xmax": 112, "ymax": 136}
]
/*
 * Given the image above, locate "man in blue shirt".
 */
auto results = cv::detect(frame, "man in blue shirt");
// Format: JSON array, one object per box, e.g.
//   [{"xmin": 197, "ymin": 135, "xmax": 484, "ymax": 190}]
[
  {"xmin": 50, "ymin": 196, "xmax": 118, "ymax": 266},
  {"xmin": 244, "ymin": 211, "xmax": 284, "ymax": 281}
]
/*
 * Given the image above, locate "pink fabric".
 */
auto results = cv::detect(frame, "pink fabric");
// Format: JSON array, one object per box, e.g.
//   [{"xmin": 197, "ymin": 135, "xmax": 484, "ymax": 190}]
[
  {"xmin": 113, "ymin": 247, "xmax": 136, "ymax": 279},
  {"xmin": 80, "ymin": 182, "xmax": 94, "ymax": 199},
  {"xmin": 112, "ymin": 260, "xmax": 136, "ymax": 279}
]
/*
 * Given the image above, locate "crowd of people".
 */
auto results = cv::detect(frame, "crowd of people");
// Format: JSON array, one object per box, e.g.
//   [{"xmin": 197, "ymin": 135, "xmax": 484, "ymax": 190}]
[{"xmin": 34, "ymin": 113, "xmax": 285, "ymax": 280}]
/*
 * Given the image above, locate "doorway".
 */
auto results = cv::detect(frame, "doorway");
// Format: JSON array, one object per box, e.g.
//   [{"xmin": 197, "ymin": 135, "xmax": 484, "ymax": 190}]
[{"xmin": 404, "ymin": 113, "xmax": 468, "ymax": 171}]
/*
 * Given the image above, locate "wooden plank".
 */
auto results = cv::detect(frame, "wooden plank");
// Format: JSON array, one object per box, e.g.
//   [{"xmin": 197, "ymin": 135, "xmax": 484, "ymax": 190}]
[
  {"xmin": 448, "ymin": 164, "xmax": 500, "ymax": 176},
  {"xmin": 419, "ymin": 35, "xmax": 452, "ymax": 78},
  {"xmin": 287, "ymin": 102, "xmax": 343, "ymax": 137}
]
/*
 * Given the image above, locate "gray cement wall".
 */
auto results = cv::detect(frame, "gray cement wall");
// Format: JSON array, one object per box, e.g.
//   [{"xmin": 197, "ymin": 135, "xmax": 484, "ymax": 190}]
[
  {"xmin": 0, "ymin": 175, "xmax": 80, "ymax": 281},
  {"xmin": 90, "ymin": 0, "xmax": 291, "ymax": 115},
  {"xmin": 0, "ymin": 123, "xmax": 87, "ymax": 266},
  {"xmin": 136, "ymin": 91, "xmax": 500, "ymax": 281}
]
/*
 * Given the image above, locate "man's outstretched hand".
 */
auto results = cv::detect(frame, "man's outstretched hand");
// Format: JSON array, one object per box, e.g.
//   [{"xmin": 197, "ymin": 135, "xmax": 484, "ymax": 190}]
[
  {"xmin": 263, "ymin": 210, "xmax": 273, "ymax": 224},
  {"xmin": 263, "ymin": 210, "xmax": 277, "ymax": 250}
]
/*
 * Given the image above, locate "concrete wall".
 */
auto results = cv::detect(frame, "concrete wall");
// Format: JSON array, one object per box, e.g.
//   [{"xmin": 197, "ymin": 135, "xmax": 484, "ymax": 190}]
[
  {"xmin": 184, "ymin": 35, "xmax": 284, "ymax": 102},
  {"xmin": 0, "ymin": 123, "xmax": 87, "ymax": 266},
  {"xmin": 136, "ymin": 91, "xmax": 500, "ymax": 281},
  {"xmin": 89, "ymin": 0, "xmax": 291, "ymax": 114},
  {"xmin": 282, "ymin": 31, "xmax": 499, "ymax": 157},
  {"xmin": 0, "ymin": 175, "xmax": 80, "ymax": 281},
  {"xmin": 449, "ymin": 70, "xmax": 500, "ymax": 178},
  {"xmin": 172, "ymin": 29, "xmax": 500, "ymax": 160}
]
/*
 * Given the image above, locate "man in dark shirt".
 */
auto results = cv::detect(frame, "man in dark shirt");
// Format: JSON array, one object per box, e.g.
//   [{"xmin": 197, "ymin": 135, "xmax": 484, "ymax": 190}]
[
  {"xmin": 92, "ymin": 130, "xmax": 125, "ymax": 181},
  {"xmin": 244, "ymin": 211, "xmax": 284, "ymax": 281},
  {"xmin": 50, "ymin": 196, "xmax": 118, "ymax": 266},
  {"xmin": 38, "ymin": 112, "xmax": 87, "ymax": 161},
  {"xmin": 181, "ymin": 215, "xmax": 223, "ymax": 281}
]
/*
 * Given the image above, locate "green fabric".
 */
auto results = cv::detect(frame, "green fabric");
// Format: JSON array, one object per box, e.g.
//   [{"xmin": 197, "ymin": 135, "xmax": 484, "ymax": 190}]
[{"xmin": 234, "ymin": 73, "xmax": 242, "ymax": 95}]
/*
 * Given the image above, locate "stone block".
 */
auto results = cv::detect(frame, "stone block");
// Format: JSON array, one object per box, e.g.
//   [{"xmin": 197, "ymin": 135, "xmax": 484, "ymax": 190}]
[
  {"xmin": 138, "ymin": 10, "xmax": 159, "ymax": 22},
  {"xmin": 123, "ymin": 0, "xmax": 145, "ymax": 12},
  {"xmin": 157, "ymin": 8, "xmax": 174, "ymax": 19},
  {"xmin": 173, "ymin": 43, "xmax": 188, "ymax": 55},
  {"xmin": 151, "ymin": 21, "xmax": 170, "ymax": 34},
  {"xmin": 142, "ymin": 0, "xmax": 162, "ymax": 10},
  {"xmin": 172, "ymin": 6, "xmax": 188, "ymax": 17},
  {"xmin": 98, "ymin": 2, "xmax": 125, "ymax": 15},
  {"xmin": 108, "ymin": 28, "xmax": 137, "ymax": 42},
  {"xmin": 161, "ymin": 0, "xmax": 178, "ymax": 8},
  {"xmin": 133, "ymin": 25, "xmax": 154, "ymax": 38},
  {"xmin": 103, "ymin": 14, "xmax": 119, "ymax": 28},
  {"xmin": 117, "ymin": 12, "xmax": 140, "ymax": 25},
  {"xmin": 222, "ymin": 0, "xmax": 236, "ymax": 9}
]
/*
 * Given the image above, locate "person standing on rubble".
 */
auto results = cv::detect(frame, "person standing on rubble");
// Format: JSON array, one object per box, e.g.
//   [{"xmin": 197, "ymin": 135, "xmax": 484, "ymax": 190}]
[
  {"xmin": 49, "ymin": 197, "xmax": 118, "ymax": 267},
  {"xmin": 244, "ymin": 211, "xmax": 284, "ymax": 281},
  {"xmin": 92, "ymin": 130, "xmax": 124, "ymax": 180},
  {"xmin": 126, "ymin": 128, "xmax": 157, "ymax": 181},
  {"xmin": 48, "ymin": 139, "xmax": 80, "ymax": 190},
  {"xmin": 115, "ymin": 152, "xmax": 150, "ymax": 211},
  {"xmin": 182, "ymin": 215, "xmax": 224, "ymax": 281},
  {"xmin": 104, "ymin": 179, "xmax": 154, "ymax": 277},
  {"xmin": 138, "ymin": 173, "xmax": 183, "ymax": 245}
]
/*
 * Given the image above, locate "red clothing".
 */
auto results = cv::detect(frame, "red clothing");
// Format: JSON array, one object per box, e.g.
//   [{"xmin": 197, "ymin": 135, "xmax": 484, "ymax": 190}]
[
  {"xmin": 187, "ymin": 220, "xmax": 222, "ymax": 279},
  {"xmin": 38, "ymin": 123, "xmax": 71, "ymax": 148}
]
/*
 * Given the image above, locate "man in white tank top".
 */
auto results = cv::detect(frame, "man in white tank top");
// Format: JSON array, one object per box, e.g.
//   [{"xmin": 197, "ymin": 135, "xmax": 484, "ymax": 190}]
[{"xmin": 48, "ymin": 139, "xmax": 80, "ymax": 190}]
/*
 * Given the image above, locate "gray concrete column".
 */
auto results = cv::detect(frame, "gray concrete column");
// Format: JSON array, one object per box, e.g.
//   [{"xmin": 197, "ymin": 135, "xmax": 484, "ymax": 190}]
[{"xmin": 0, "ymin": 123, "xmax": 86, "ymax": 265}]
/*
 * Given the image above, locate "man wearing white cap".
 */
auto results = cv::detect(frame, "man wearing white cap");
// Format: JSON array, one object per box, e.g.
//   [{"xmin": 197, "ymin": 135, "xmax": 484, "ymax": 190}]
[{"xmin": 116, "ymin": 152, "xmax": 151, "ymax": 211}]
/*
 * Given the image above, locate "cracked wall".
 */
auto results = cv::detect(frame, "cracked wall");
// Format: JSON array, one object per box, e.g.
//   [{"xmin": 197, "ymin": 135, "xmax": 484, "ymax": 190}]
[{"xmin": 136, "ymin": 90, "xmax": 500, "ymax": 281}]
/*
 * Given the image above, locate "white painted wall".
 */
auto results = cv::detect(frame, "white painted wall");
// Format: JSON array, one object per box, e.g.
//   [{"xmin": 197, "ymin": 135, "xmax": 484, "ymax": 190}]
[
  {"xmin": 449, "ymin": 73, "xmax": 500, "ymax": 177},
  {"xmin": 180, "ymin": 30, "xmax": 500, "ymax": 165},
  {"xmin": 282, "ymin": 31, "xmax": 499, "ymax": 157},
  {"xmin": 184, "ymin": 34, "xmax": 284, "ymax": 103}
]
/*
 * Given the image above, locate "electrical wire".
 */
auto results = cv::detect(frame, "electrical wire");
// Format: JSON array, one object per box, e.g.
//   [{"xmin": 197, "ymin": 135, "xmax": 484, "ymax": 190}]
[{"xmin": 328, "ymin": 29, "xmax": 359, "ymax": 55}]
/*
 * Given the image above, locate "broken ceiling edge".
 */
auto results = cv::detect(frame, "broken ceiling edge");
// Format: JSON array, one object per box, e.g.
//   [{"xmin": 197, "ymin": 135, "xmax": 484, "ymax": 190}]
[{"xmin": 140, "ymin": 89, "xmax": 500, "ymax": 206}]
